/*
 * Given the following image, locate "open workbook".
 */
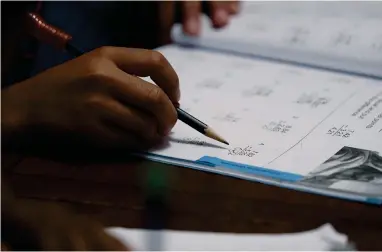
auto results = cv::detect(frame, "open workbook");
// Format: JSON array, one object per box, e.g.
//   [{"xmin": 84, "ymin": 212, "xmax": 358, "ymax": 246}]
[{"xmin": 141, "ymin": 2, "xmax": 382, "ymax": 204}]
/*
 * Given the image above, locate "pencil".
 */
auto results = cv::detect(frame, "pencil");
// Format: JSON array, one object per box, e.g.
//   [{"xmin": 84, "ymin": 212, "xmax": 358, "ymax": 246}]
[
  {"xmin": 26, "ymin": 12, "xmax": 229, "ymax": 145},
  {"xmin": 176, "ymin": 107, "xmax": 229, "ymax": 145}
]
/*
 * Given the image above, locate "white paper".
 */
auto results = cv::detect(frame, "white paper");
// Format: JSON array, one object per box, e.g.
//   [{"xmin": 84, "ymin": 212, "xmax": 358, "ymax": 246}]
[
  {"xmin": 237, "ymin": 1, "xmax": 382, "ymax": 19},
  {"xmin": 145, "ymin": 45, "xmax": 382, "ymax": 200},
  {"xmin": 106, "ymin": 224, "xmax": 352, "ymax": 251},
  {"xmin": 171, "ymin": 1, "xmax": 382, "ymax": 78}
]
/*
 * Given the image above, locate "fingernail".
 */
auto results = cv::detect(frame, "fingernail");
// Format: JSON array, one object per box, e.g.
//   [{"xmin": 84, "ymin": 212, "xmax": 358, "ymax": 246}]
[
  {"xmin": 214, "ymin": 9, "xmax": 229, "ymax": 25},
  {"xmin": 185, "ymin": 18, "xmax": 200, "ymax": 36}
]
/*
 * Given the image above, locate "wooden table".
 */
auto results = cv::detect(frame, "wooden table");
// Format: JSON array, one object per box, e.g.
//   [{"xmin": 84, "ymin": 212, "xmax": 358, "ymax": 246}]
[{"xmin": 3, "ymin": 151, "xmax": 382, "ymax": 250}]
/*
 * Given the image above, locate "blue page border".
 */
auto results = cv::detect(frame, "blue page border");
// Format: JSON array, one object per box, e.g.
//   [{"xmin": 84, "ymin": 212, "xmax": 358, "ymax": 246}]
[{"xmin": 139, "ymin": 153, "xmax": 382, "ymax": 205}]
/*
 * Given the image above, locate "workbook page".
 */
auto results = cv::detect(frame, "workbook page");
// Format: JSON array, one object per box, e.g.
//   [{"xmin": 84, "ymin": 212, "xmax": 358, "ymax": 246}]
[
  {"xmin": 172, "ymin": 2, "xmax": 382, "ymax": 78},
  {"xmin": 145, "ymin": 45, "xmax": 382, "ymax": 197}
]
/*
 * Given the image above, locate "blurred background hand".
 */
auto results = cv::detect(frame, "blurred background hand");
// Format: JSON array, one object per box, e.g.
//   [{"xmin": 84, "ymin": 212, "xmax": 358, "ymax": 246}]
[{"xmin": 157, "ymin": 1, "xmax": 240, "ymax": 44}]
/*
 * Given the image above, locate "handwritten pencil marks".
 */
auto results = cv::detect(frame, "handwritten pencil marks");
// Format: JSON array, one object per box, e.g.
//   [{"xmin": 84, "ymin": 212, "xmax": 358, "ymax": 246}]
[
  {"xmin": 228, "ymin": 146, "xmax": 258, "ymax": 157},
  {"xmin": 327, "ymin": 125, "xmax": 355, "ymax": 138},
  {"xmin": 295, "ymin": 93, "xmax": 331, "ymax": 108},
  {"xmin": 263, "ymin": 120, "xmax": 292, "ymax": 134},
  {"xmin": 242, "ymin": 86, "xmax": 273, "ymax": 98},
  {"xmin": 331, "ymin": 31, "xmax": 353, "ymax": 47},
  {"xmin": 286, "ymin": 26, "xmax": 310, "ymax": 46},
  {"xmin": 213, "ymin": 113, "xmax": 241, "ymax": 123},
  {"xmin": 366, "ymin": 113, "xmax": 382, "ymax": 130},
  {"xmin": 245, "ymin": 22, "xmax": 268, "ymax": 33},
  {"xmin": 371, "ymin": 35, "xmax": 382, "ymax": 52},
  {"xmin": 196, "ymin": 79, "xmax": 224, "ymax": 89},
  {"xmin": 229, "ymin": 60, "xmax": 255, "ymax": 70}
]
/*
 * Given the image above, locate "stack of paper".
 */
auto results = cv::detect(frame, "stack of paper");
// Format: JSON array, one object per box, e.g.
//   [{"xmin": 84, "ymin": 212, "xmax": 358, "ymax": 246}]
[{"xmin": 106, "ymin": 224, "xmax": 355, "ymax": 251}]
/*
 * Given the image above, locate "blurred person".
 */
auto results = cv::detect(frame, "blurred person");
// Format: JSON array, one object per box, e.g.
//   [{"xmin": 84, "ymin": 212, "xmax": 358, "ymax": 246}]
[
  {"xmin": 1, "ymin": 1, "xmax": 239, "ymax": 250},
  {"xmin": 2, "ymin": 0, "xmax": 239, "ymax": 152}
]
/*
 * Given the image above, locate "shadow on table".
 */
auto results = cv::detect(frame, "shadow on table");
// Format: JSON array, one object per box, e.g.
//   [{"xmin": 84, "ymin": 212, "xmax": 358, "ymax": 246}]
[{"xmin": 3, "ymin": 132, "xmax": 173, "ymax": 166}]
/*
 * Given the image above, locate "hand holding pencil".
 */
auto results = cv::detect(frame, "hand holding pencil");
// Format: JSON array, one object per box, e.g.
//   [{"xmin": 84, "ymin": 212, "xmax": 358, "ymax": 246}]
[
  {"xmin": 3, "ymin": 43, "xmax": 183, "ymax": 149},
  {"xmin": 29, "ymin": 12, "xmax": 228, "ymax": 145},
  {"xmin": 3, "ymin": 12, "xmax": 227, "ymax": 151}
]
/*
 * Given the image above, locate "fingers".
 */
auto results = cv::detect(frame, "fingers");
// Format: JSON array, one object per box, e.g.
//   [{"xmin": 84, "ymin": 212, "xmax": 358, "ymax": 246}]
[
  {"xmin": 95, "ymin": 47, "xmax": 180, "ymax": 103},
  {"xmin": 226, "ymin": 1, "xmax": 240, "ymax": 15},
  {"xmin": 180, "ymin": 1, "xmax": 240, "ymax": 34},
  {"xmin": 96, "ymin": 96, "xmax": 160, "ymax": 140},
  {"xmin": 108, "ymin": 71, "xmax": 177, "ymax": 136},
  {"xmin": 89, "ymin": 47, "xmax": 178, "ymax": 136},
  {"xmin": 181, "ymin": 1, "xmax": 202, "ymax": 36},
  {"xmin": 83, "ymin": 122, "xmax": 157, "ymax": 152},
  {"xmin": 208, "ymin": 1, "xmax": 229, "ymax": 28},
  {"xmin": 208, "ymin": 1, "xmax": 240, "ymax": 28},
  {"xmin": 83, "ymin": 95, "xmax": 167, "ymax": 149}
]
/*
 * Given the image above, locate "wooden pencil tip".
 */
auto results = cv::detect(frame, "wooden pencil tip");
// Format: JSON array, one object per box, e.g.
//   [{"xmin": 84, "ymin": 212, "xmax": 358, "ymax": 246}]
[{"xmin": 205, "ymin": 127, "xmax": 229, "ymax": 145}]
